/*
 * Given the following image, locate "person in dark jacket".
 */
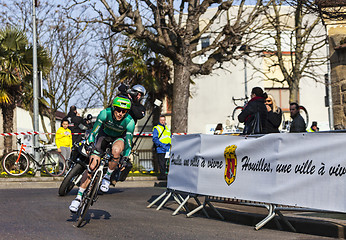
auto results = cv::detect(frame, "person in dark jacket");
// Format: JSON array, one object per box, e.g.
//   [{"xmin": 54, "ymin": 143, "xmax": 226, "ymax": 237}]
[
  {"xmin": 265, "ymin": 95, "xmax": 282, "ymax": 133},
  {"xmin": 289, "ymin": 102, "xmax": 306, "ymax": 132},
  {"xmin": 63, "ymin": 106, "xmax": 86, "ymax": 144},
  {"xmin": 238, "ymin": 87, "xmax": 268, "ymax": 135}
]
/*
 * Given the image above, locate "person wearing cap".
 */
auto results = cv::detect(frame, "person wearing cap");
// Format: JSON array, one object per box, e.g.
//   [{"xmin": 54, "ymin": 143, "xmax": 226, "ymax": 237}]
[
  {"xmin": 69, "ymin": 96, "xmax": 135, "ymax": 213},
  {"xmin": 307, "ymin": 121, "xmax": 319, "ymax": 132}
]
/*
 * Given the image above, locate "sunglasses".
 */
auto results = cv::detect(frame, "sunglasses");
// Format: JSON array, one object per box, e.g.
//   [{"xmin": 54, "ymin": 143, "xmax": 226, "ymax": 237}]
[
  {"xmin": 265, "ymin": 100, "xmax": 272, "ymax": 103},
  {"xmin": 114, "ymin": 107, "xmax": 128, "ymax": 113}
]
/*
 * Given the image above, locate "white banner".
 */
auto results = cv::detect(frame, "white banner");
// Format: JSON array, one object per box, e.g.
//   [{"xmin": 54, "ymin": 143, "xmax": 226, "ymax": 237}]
[{"xmin": 168, "ymin": 133, "xmax": 346, "ymax": 213}]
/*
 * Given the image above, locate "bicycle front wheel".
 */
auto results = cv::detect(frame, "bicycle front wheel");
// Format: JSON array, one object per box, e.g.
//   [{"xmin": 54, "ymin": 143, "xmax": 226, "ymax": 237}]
[
  {"xmin": 43, "ymin": 151, "xmax": 66, "ymax": 177},
  {"xmin": 2, "ymin": 151, "xmax": 30, "ymax": 176},
  {"xmin": 58, "ymin": 163, "xmax": 85, "ymax": 196},
  {"xmin": 76, "ymin": 171, "xmax": 101, "ymax": 227}
]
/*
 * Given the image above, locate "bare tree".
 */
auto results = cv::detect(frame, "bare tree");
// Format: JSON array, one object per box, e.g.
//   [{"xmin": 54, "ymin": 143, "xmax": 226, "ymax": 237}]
[
  {"xmin": 250, "ymin": 0, "xmax": 327, "ymax": 103},
  {"xmin": 66, "ymin": 0, "xmax": 270, "ymax": 133},
  {"xmin": 0, "ymin": 1, "xmax": 99, "ymax": 140},
  {"xmin": 82, "ymin": 25, "xmax": 124, "ymax": 109}
]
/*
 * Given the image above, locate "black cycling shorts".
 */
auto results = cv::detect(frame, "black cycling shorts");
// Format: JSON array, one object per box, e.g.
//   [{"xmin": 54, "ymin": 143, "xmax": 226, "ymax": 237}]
[{"xmin": 92, "ymin": 128, "xmax": 126, "ymax": 156}]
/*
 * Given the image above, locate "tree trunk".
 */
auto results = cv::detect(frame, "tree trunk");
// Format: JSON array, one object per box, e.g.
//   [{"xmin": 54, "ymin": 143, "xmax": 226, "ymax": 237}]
[
  {"xmin": 289, "ymin": 79, "xmax": 300, "ymax": 104},
  {"xmin": 171, "ymin": 63, "xmax": 191, "ymax": 133},
  {"xmin": 1, "ymin": 105, "xmax": 15, "ymax": 154}
]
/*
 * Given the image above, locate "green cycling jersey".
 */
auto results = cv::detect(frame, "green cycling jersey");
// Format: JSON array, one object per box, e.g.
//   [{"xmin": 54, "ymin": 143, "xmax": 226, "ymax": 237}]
[{"xmin": 88, "ymin": 107, "xmax": 135, "ymax": 156}]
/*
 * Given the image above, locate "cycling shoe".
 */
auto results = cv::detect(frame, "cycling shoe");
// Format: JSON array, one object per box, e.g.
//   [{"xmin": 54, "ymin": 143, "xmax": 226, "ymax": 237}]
[
  {"xmin": 69, "ymin": 198, "xmax": 81, "ymax": 213},
  {"xmin": 100, "ymin": 178, "xmax": 110, "ymax": 193}
]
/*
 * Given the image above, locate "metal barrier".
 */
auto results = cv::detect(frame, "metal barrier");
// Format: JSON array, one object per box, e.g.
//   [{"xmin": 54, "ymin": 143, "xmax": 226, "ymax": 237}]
[{"xmin": 132, "ymin": 149, "xmax": 153, "ymax": 171}]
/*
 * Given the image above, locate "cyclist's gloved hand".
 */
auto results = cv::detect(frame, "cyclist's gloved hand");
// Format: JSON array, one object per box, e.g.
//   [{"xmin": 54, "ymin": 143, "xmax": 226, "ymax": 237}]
[
  {"xmin": 119, "ymin": 157, "xmax": 132, "ymax": 170},
  {"xmin": 85, "ymin": 141, "xmax": 93, "ymax": 153}
]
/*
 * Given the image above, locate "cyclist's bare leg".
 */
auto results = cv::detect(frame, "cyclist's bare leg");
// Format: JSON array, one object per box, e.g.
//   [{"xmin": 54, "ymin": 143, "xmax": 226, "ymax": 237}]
[
  {"xmin": 109, "ymin": 140, "xmax": 125, "ymax": 170},
  {"xmin": 80, "ymin": 154, "xmax": 100, "ymax": 189},
  {"xmin": 100, "ymin": 140, "xmax": 124, "ymax": 191},
  {"xmin": 69, "ymin": 154, "xmax": 100, "ymax": 212}
]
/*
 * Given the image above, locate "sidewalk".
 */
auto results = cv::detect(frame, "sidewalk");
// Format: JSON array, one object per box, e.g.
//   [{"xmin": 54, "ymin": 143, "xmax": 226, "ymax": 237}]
[{"xmin": 0, "ymin": 176, "xmax": 164, "ymax": 189}]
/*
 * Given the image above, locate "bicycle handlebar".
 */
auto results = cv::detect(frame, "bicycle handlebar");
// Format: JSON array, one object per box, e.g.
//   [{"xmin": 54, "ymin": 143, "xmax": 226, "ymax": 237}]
[{"xmin": 232, "ymin": 96, "xmax": 249, "ymax": 107}]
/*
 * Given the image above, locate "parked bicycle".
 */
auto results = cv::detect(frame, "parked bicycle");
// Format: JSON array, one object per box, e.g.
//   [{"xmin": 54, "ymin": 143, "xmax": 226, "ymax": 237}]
[{"xmin": 2, "ymin": 138, "xmax": 66, "ymax": 177}]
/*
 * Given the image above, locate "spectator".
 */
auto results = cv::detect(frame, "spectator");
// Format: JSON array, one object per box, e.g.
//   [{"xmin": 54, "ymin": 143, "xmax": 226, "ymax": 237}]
[
  {"xmin": 63, "ymin": 106, "xmax": 85, "ymax": 144},
  {"xmin": 289, "ymin": 102, "xmax": 306, "ymax": 132},
  {"xmin": 307, "ymin": 121, "xmax": 319, "ymax": 132},
  {"xmin": 152, "ymin": 115, "xmax": 171, "ymax": 180},
  {"xmin": 238, "ymin": 87, "xmax": 268, "ymax": 135},
  {"xmin": 265, "ymin": 95, "xmax": 282, "ymax": 133},
  {"xmin": 55, "ymin": 119, "xmax": 72, "ymax": 161}
]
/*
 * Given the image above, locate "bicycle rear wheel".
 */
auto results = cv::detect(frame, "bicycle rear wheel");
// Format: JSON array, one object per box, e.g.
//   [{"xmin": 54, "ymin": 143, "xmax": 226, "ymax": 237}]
[
  {"xmin": 2, "ymin": 151, "xmax": 30, "ymax": 176},
  {"xmin": 43, "ymin": 150, "xmax": 66, "ymax": 177},
  {"xmin": 76, "ymin": 171, "xmax": 101, "ymax": 227}
]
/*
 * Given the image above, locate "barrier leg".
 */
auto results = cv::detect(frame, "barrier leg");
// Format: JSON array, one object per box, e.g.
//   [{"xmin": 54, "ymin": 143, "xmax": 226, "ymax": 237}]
[
  {"xmin": 147, "ymin": 191, "xmax": 168, "ymax": 208},
  {"xmin": 173, "ymin": 193, "xmax": 182, "ymax": 206},
  {"xmin": 157, "ymin": 191, "xmax": 172, "ymax": 210},
  {"xmin": 205, "ymin": 197, "xmax": 224, "ymax": 220},
  {"xmin": 255, "ymin": 204, "xmax": 276, "ymax": 230},
  {"xmin": 173, "ymin": 193, "xmax": 190, "ymax": 213},
  {"xmin": 191, "ymin": 196, "xmax": 209, "ymax": 218},
  {"xmin": 186, "ymin": 204, "xmax": 205, "ymax": 218},
  {"xmin": 172, "ymin": 195, "xmax": 190, "ymax": 216},
  {"xmin": 277, "ymin": 210, "xmax": 296, "ymax": 232}
]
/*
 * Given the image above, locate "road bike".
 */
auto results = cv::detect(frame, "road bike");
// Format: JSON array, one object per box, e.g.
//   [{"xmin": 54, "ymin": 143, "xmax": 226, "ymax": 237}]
[
  {"xmin": 224, "ymin": 96, "xmax": 248, "ymax": 133},
  {"xmin": 2, "ymin": 138, "xmax": 66, "ymax": 177},
  {"xmin": 75, "ymin": 148, "xmax": 113, "ymax": 227}
]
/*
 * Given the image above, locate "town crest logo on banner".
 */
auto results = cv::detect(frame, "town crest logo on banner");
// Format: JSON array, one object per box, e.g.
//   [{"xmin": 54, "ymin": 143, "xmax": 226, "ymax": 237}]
[{"xmin": 224, "ymin": 145, "xmax": 237, "ymax": 185}]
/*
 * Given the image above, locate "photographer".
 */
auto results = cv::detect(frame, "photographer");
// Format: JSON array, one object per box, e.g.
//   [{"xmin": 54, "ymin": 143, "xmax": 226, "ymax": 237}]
[{"xmin": 118, "ymin": 83, "xmax": 147, "ymax": 124}]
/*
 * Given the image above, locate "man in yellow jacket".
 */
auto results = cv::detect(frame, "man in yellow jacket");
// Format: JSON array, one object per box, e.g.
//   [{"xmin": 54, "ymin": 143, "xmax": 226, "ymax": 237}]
[
  {"xmin": 55, "ymin": 119, "xmax": 73, "ymax": 161},
  {"xmin": 153, "ymin": 115, "xmax": 171, "ymax": 180}
]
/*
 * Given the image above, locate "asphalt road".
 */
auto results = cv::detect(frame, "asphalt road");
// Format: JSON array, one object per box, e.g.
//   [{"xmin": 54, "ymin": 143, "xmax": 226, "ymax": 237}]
[{"xmin": 0, "ymin": 186, "xmax": 333, "ymax": 240}]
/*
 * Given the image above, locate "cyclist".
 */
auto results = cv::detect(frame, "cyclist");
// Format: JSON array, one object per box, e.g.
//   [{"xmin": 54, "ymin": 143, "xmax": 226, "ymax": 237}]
[{"xmin": 69, "ymin": 96, "xmax": 135, "ymax": 213}]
